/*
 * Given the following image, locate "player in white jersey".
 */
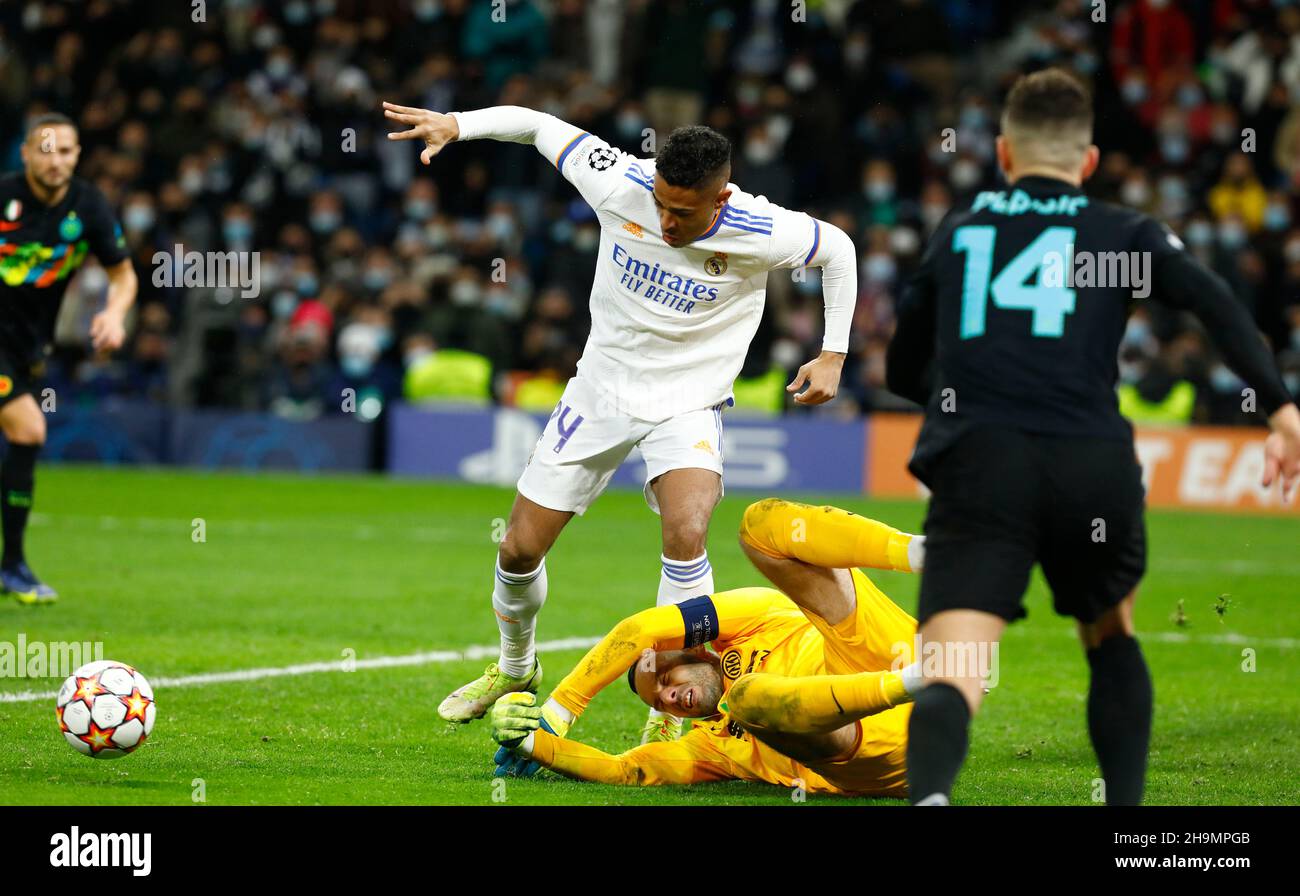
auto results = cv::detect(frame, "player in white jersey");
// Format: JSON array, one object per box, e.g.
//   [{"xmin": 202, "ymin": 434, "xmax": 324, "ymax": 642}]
[{"xmin": 383, "ymin": 102, "xmax": 858, "ymax": 743}]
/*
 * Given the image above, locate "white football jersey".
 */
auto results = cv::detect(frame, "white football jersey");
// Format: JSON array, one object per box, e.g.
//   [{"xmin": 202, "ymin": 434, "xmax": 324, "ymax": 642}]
[{"xmin": 552, "ymin": 130, "xmax": 827, "ymax": 422}]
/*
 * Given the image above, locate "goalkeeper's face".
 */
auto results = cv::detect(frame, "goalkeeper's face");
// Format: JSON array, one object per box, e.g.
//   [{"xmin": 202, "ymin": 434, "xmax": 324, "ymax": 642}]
[
  {"xmin": 652, "ymin": 175, "xmax": 732, "ymax": 248},
  {"xmin": 633, "ymin": 648, "xmax": 724, "ymax": 718}
]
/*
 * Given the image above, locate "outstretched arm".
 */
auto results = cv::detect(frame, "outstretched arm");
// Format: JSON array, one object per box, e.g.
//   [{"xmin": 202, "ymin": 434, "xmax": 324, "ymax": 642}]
[
  {"xmin": 383, "ymin": 102, "xmax": 622, "ymax": 209},
  {"xmin": 547, "ymin": 589, "xmax": 784, "ymax": 719},
  {"xmin": 385, "ymin": 102, "xmax": 574, "ymax": 164},
  {"xmin": 493, "ymin": 695, "xmax": 731, "ymax": 786}
]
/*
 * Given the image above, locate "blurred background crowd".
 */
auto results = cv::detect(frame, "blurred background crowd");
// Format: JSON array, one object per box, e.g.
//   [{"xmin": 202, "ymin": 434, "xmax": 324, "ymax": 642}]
[{"xmin": 3, "ymin": 0, "xmax": 1300, "ymax": 426}]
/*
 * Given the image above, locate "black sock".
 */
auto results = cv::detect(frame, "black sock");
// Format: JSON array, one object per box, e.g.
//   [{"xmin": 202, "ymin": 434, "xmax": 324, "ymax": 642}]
[
  {"xmin": 1, "ymin": 443, "xmax": 38, "ymax": 567},
  {"xmin": 1086, "ymin": 635, "xmax": 1153, "ymax": 806},
  {"xmin": 907, "ymin": 682, "xmax": 971, "ymax": 805}
]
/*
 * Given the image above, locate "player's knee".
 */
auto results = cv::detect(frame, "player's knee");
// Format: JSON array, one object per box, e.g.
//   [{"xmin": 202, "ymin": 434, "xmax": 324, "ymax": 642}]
[
  {"xmin": 726, "ymin": 673, "xmax": 775, "ymax": 731},
  {"xmin": 739, "ymin": 498, "xmax": 785, "ymax": 552},
  {"xmin": 1078, "ymin": 592, "xmax": 1137, "ymax": 649},
  {"xmin": 662, "ymin": 523, "xmax": 707, "ymax": 560},
  {"xmin": 496, "ymin": 530, "xmax": 545, "ymax": 574},
  {"xmin": 661, "ymin": 503, "xmax": 714, "ymax": 560}
]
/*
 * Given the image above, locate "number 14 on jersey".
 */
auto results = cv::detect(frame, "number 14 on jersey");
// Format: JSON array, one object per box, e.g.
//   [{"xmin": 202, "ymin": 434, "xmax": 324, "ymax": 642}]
[{"xmin": 953, "ymin": 225, "xmax": 1077, "ymax": 339}]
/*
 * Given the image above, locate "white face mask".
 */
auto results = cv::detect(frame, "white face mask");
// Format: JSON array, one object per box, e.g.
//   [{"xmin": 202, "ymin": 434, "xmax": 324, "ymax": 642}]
[
  {"xmin": 745, "ymin": 140, "xmax": 777, "ymax": 166},
  {"xmin": 862, "ymin": 253, "xmax": 897, "ymax": 284},
  {"xmin": 890, "ymin": 227, "xmax": 920, "ymax": 256},
  {"xmin": 1121, "ymin": 181, "xmax": 1151, "ymax": 207},
  {"xmin": 450, "ymin": 282, "xmax": 481, "ymax": 307},
  {"xmin": 950, "ymin": 160, "xmax": 981, "ymax": 190},
  {"xmin": 785, "ymin": 65, "xmax": 816, "ymax": 93},
  {"xmin": 179, "ymin": 169, "xmax": 205, "ymax": 195}
]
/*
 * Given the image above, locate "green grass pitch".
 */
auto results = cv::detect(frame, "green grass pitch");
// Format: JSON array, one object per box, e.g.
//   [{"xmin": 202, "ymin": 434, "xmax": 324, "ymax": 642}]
[{"xmin": 0, "ymin": 466, "xmax": 1296, "ymax": 805}]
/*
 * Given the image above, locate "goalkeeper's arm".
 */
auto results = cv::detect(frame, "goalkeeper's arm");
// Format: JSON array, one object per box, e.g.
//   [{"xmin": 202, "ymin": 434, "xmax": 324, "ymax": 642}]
[{"xmin": 492, "ymin": 694, "xmax": 731, "ymax": 786}]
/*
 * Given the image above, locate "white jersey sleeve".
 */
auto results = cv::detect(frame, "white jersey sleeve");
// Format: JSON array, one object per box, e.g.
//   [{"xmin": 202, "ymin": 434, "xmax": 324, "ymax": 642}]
[
  {"xmin": 449, "ymin": 105, "xmax": 627, "ymax": 211},
  {"xmin": 762, "ymin": 205, "xmax": 858, "ymax": 354}
]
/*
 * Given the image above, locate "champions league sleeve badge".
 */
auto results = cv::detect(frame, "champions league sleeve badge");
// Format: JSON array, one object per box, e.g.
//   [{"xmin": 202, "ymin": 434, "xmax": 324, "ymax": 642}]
[{"xmin": 588, "ymin": 147, "xmax": 618, "ymax": 171}]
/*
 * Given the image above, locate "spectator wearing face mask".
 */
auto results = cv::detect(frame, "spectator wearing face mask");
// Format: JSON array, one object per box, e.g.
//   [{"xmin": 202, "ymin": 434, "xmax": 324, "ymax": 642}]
[
  {"xmin": 1110, "ymin": 0, "xmax": 1194, "ymax": 116},
  {"xmin": 328, "ymin": 314, "xmax": 401, "ymax": 418},
  {"xmin": 425, "ymin": 266, "xmax": 511, "ymax": 374},
  {"xmin": 1209, "ymin": 153, "xmax": 1268, "ymax": 233}
]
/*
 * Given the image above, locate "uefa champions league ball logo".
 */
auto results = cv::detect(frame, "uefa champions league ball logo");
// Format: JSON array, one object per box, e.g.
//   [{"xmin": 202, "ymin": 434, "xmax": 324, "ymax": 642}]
[{"xmin": 587, "ymin": 148, "xmax": 617, "ymax": 171}]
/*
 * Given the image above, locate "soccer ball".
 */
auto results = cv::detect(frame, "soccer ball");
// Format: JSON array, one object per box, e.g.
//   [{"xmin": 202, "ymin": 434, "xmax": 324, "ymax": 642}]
[{"xmin": 56, "ymin": 660, "xmax": 156, "ymax": 759}]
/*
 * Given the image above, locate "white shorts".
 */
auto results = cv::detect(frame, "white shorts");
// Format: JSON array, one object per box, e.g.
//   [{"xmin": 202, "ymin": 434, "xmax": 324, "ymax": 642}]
[{"xmin": 516, "ymin": 376, "xmax": 728, "ymax": 516}]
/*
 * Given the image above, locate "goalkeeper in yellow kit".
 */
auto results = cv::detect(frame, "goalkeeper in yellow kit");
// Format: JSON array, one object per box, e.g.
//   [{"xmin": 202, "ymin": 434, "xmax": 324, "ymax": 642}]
[{"xmin": 489, "ymin": 498, "xmax": 927, "ymax": 797}]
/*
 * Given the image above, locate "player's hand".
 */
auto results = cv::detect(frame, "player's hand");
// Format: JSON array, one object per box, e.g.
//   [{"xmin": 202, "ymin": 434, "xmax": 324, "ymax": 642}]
[
  {"xmin": 1263, "ymin": 403, "xmax": 1300, "ymax": 502},
  {"xmin": 490, "ymin": 693, "xmax": 571, "ymax": 778},
  {"xmin": 490, "ymin": 692, "xmax": 543, "ymax": 748},
  {"xmin": 382, "ymin": 101, "xmax": 459, "ymax": 165},
  {"xmin": 787, "ymin": 350, "xmax": 846, "ymax": 405},
  {"xmin": 89, "ymin": 310, "xmax": 126, "ymax": 353}
]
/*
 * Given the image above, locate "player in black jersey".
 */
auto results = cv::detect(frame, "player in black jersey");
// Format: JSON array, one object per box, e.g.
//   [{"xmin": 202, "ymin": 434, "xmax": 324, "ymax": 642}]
[
  {"xmin": 886, "ymin": 70, "xmax": 1300, "ymax": 805},
  {"xmin": 0, "ymin": 113, "xmax": 137, "ymax": 603}
]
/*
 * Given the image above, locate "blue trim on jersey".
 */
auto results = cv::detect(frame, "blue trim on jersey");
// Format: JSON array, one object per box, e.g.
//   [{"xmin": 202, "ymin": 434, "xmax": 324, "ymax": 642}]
[
  {"xmin": 723, "ymin": 206, "xmax": 773, "ymax": 225},
  {"xmin": 720, "ymin": 212, "xmax": 773, "ymax": 235},
  {"xmin": 555, "ymin": 132, "xmax": 591, "ymax": 170},
  {"xmin": 803, "ymin": 218, "xmax": 821, "ymax": 266},
  {"xmin": 624, "ymin": 172, "xmax": 653, "ymax": 191},
  {"xmin": 698, "ymin": 205, "xmax": 727, "ymax": 240},
  {"xmin": 625, "ymin": 162, "xmax": 655, "ymax": 191}
]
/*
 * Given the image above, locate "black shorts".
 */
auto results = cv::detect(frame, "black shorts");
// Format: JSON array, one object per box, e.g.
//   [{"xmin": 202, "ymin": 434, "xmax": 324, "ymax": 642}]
[
  {"xmin": 916, "ymin": 425, "xmax": 1147, "ymax": 625},
  {"xmin": 0, "ymin": 346, "xmax": 41, "ymax": 407}
]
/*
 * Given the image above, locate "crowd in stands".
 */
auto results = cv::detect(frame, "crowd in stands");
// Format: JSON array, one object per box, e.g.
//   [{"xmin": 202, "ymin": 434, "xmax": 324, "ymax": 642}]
[{"xmin": 3, "ymin": 0, "xmax": 1299, "ymax": 425}]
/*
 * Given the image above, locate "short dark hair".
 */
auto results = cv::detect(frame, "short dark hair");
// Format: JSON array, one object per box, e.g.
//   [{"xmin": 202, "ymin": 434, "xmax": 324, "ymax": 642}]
[
  {"xmin": 1002, "ymin": 68, "xmax": 1093, "ymax": 138},
  {"xmin": 656, "ymin": 126, "xmax": 731, "ymax": 190},
  {"xmin": 26, "ymin": 112, "xmax": 77, "ymax": 140}
]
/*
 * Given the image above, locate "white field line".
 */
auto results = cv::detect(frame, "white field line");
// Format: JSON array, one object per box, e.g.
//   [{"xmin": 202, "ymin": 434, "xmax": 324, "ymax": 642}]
[
  {"xmin": 28, "ymin": 513, "xmax": 465, "ymax": 542},
  {"xmin": 0, "ymin": 636, "xmax": 601, "ymax": 705},
  {"xmin": 1008, "ymin": 627, "xmax": 1300, "ymax": 649},
  {"xmin": 3, "ymin": 626, "xmax": 1296, "ymax": 706}
]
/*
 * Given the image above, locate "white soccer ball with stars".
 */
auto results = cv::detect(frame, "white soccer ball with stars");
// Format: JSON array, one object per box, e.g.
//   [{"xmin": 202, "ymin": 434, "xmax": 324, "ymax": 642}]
[{"xmin": 56, "ymin": 660, "xmax": 156, "ymax": 759}]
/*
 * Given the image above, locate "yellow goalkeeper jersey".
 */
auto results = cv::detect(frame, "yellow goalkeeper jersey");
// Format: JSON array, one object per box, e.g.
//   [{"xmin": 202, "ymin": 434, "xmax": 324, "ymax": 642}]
[{"xmin": 540, "ymin": 570, "xmax": 914, "ymax": 796}]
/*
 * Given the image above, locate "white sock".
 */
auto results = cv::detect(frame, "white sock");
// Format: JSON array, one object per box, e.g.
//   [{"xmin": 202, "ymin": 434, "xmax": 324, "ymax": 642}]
[
  {"xmin": 656, "ymin": 551, "xmax": 714, "ymax": 607},
  {"xmin": 650, "ymin": 552, "xmax": 713, "ymax": 725},
  {"xmin": 493, "ymin": 558, "xmax": 547, "ymax": 679}
]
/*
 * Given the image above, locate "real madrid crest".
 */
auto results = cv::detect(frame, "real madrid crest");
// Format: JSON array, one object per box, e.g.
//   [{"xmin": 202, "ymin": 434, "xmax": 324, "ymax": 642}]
[{"xmin": 704, "ymin": 251, "xmax": 728, "ymax": 277}]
